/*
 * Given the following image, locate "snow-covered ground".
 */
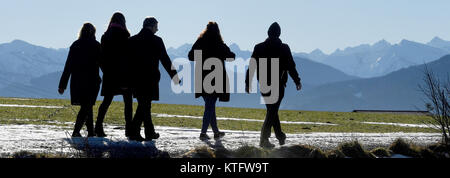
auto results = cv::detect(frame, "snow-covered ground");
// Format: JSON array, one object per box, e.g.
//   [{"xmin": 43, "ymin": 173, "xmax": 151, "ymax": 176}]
[
  {"xmin": 0, "ymin": 104, "xmax": 64, "ymax": 109},
  {"xmin": 0, "ymin": 104, "xmax": 443, "ymax": 157},
  {"xmin": 0, "ymin": 123, "xmax": 441, "ymax": 158}
]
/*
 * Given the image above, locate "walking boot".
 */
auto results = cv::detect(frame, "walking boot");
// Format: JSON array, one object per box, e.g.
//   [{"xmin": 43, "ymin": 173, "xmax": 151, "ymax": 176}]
[
  {"xmin": 199, "ymin": 133, "xmax": 210, "ymax": 140},
  {"xmin": 214, "ymin": 131, "xmax": 225, "ymax": 139},
  {"xmin": 260, "ymin": 139, "xmax": 275, "ymax": 149},
  {"xmin": 72, "ymin": 117, "xmax": 84, "ymax": 137},
  {"xmin": 144, "ymin": 132, "xmax": 160, "ymax": 141},
  {"xmin": 72, "ymin": 132, "xmax": 82, "ymax": 137},
  {"xmin": 129, "ymin": 125, "xmax": 145, "ymax": 142},
  {"xmin": 277, "ymin": 132, "xmax": 287, "ymax": 146},
  {"xmin": 94, "ymin": 124, "xmax": 106, "ymax": 137},
  {"xmin": 129, "ymin": 134, "xmax": 145, "ymax": 142}
]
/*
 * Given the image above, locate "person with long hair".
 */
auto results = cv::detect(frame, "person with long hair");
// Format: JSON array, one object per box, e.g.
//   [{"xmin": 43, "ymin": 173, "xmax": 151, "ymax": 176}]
[
  {"xmin": 95, "ymin": 12, "xmax": 133, "ymax": 137},
  {"xmin": 188, "ymin": 22, "xmax": 235, "ymax": 140},
  {"xmin": 58, "ymin": 23, "xmax": 101, "ymax": 137},
  {"xmin": 245, "ymin": 22, "xmax": 302, "ymax": 148}
]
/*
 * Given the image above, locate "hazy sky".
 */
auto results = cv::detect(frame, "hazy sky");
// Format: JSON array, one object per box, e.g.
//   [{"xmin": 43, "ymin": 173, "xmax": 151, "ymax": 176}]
[{"xmin": 1, "ymin": 0, "xmax": 450, "ymax": 54}]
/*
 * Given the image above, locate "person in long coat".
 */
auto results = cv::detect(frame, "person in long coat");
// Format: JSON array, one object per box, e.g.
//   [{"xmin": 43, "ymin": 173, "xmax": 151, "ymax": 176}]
[
  {"xmin": 245, "ymin": 22, "xmax": 302, "ymax": 148},
  {"xmin": 127, "ymin": 17, "xmax": 180, "ymax": 141},
  {"xmin": 188, "ymin": 22, "xmax": 235, "ymax": 140},
  {"xmin": 95, "ymin": 12, "xmax": 133, "ymax": 137},
  {"xmin": 58, "ymin": 23, "xmax": 101, "ymax": 137}
]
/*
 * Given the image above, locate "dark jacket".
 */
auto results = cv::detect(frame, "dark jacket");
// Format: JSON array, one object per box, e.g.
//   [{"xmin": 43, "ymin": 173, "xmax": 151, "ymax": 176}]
[
  {"xmin": 245, "ymin": 37, "xmax": 301, "ymax": 96},
  {"xmin": 128, "ymin": 28, "xmax": 178, "ymax": 100},
  {"xmin": 59, "ymin": 38, "xmax": 101, "ymax": 106},
  {"xmin": 99, "ymin": 26, "xmax": 131, "ymax": 96},
  {"xmin": 188, "ymin": 38, "xmax": 235, "ymax": 102}
]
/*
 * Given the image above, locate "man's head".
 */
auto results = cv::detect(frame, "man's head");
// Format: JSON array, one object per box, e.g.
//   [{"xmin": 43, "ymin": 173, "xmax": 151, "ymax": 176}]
[
  {"xmin": 143, "ymin": 17, "xmax": 158, "ymax": 34},
  {"xmin": 267, "ymin": 22, "xmax": 281, "ymax": 38}
]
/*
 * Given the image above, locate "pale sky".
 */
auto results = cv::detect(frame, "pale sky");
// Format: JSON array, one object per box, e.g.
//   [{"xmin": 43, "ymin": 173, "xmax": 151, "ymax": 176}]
[{"xmin": 1, "ymin": 0, "xmax": 450, "ymax": 54}]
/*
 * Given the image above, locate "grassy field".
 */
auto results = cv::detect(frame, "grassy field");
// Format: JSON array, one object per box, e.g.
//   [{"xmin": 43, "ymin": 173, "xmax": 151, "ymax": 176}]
[{"xmin": 0, "ymin": 97, "xmax": 439, "ymax": 133}]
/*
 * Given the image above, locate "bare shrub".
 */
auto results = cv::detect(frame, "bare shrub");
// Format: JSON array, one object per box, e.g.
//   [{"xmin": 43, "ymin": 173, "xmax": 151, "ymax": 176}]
[{"xmin": 419, "ymin": 66, "xmax": 450, "ymax": 145}]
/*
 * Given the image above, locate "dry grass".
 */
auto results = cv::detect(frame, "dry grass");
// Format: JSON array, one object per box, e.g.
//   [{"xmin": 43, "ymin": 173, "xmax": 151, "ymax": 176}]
[
  {"xmin": 388, "ymin": 138, "xmax": 422, "ymax": 158},
  {"xmin": 181, "ymin": 139, "xmax": 449, "ymax": 158},
  {"xmin": 337, "ymin": 141, "xmax": 376, "ymax": 158}
]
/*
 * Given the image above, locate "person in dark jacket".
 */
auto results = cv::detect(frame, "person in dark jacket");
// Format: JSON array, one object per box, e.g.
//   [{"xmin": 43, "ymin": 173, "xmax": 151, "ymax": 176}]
[
  {"xmin": 95, "ymin": 12, "xmax": 133, "ymax": 137},
  {"xmin": 245, "ymin": 22, "xmax": 302, "ymax": 148},
  {"xmin": 128, "ymin": 17, "xmax": 180, "ymax": 141},
  {"xmin": 188, "ymin": 22, "xmax": 235, "ymax": 140},
  {"xmin": 58, "ymin": 23, "xmax": 101, "ymax": 137}
]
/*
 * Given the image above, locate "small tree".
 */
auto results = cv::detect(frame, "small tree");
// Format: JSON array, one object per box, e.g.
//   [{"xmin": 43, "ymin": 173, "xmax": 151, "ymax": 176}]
[{"xmin": 419, "ymin": 66, "xmax": 450, "ymax": 145}]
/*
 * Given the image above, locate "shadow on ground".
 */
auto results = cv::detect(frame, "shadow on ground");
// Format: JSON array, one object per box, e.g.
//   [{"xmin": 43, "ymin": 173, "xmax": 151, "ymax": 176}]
[{"xmin": 65, "ymin": 137, "xmax": 170, "ymax": 158}]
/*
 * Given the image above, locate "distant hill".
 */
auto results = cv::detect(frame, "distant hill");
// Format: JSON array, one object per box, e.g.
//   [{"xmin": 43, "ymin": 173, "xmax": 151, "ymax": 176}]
[
  {"xmin": 427, "ymin": 37, "xmax": 450, "ymax": 52},
  {"xmin": 295, "ymin": 37, "xmax": 450, "ymax": 78},
  {"xmin": 0, "ymin": 40, "xmax": 67, "ymax": 88},
  {"xmin": 285, "ymin": 55, "xmax": 450, "ymax": 111}
]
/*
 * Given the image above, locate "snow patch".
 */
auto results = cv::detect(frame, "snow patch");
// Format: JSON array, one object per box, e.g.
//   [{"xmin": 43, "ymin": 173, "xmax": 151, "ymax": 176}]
[
  {"xmin": 153, "ymin": 113, "xmax": 338, "ymax": 126},
  {"xmin": 361, "ymin": 122, "xmax": 434, "ymax": 128},
  {"xmin": 0, "ymin": 104, "xmax": 64, "ymax": 109}
]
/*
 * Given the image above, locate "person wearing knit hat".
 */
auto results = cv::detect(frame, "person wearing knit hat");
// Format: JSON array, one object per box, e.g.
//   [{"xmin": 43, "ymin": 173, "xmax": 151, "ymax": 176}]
[
  {"xmin": 245, "ymin": 22, "xmax": 302, "ymax": 148},
  {"xmin": 268, "ymin": 22, "xmax": 281, "ymax": 38}
]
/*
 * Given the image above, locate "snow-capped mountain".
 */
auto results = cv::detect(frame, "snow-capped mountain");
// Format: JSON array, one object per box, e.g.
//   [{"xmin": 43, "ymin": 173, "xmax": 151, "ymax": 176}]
[
  {"xmin": 0, "ymin": 40, "xmax": 67, "ymax": 87},
  {"xmin": 296, "ymin": 37, "xmax": 450, "ymax": 78}
]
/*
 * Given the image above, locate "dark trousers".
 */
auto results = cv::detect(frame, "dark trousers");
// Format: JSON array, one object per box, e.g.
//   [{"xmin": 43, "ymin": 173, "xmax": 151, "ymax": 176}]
[
  {"xmin": 96, "ymin": 90, "xmax": 133, "ymax": 131},
  {"xmin": 73, "ymin": 104, "xmax": 94, "ymax": 134},
  {"xmin": 132, "ymin": 96, "xmax": 155, "ymax": 137},
  {"xmin": 261, "ymin": 87, "xmax": 285, "ymax": 141},
  {"xmin": 201, "ymin": 95, "xmax": 219, "ymax": 134}
]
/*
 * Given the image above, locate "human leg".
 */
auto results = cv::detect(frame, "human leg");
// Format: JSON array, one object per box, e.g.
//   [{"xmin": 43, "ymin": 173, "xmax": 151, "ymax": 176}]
[
  {"xmin": 123, "ymin": 91, "xmax": 133, "ymax": 137},
  {"xmin": 73, "ymin": 105, "xmax": 89, "ymax": 137},
  {"xmin": 95, "ymin": 95, "xmax": 114, "ymax": 137},
  {"xmin": 84, "ymin": 105, "xmax": 95, "ymax": 137}
]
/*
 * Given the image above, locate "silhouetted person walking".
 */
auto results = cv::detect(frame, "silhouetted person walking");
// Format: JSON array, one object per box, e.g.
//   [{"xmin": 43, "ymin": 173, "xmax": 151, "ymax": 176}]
[
  {"xmin": 188, "ymin": 22, "xmax": 235, "ymax": 140},
  {"xmin": 96, "ymin": 12, "xmax": 133, "ymax": 137},
  {"xmin": 128, "ymin": 17, "xmax": 180, "ymax": 141},
  {"xmin": 245, "ymin": 22, "xmax": 302, "ymax": 148},
  {"xmin": 58, "ymin": 23, "xmax": 101, "ymax": 137}
]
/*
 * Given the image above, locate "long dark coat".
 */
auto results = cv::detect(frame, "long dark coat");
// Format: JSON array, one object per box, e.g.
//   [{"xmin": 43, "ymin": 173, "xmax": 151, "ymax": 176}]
[
  {"xmin": 128, "ymin": 28, "xmax": 178, "ymax": 100},
  {"xmin": 245, "ymin": 37, "xmax": 301, "ymax": 97},
  {"xmin": 188, "ymin": 38, "xmax": 235, "ymax": 102},
  {"xmin": 59, "ymin": 38, "xmax": 101, "ymax": 106},
  {"xmin": 99, "ymin": 26, "xmax": 131, "ymax": 96}
]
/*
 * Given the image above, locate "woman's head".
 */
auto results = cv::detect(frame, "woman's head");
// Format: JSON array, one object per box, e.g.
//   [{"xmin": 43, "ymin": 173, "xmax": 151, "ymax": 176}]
[
  {"xmin": 78, "ymin": 23, "xmax": 96, "ymax": 39},
  {"xmin": 198, "ymin": 21, "xmax": 223, "ymax": 43},
  {"xmin": 108, "ymin": 12, "xmax": 127, "ymax": 29}
]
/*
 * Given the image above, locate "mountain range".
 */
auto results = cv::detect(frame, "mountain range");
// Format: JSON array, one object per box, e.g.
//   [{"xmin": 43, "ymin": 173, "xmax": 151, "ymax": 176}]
[
  {"xmin": 0, "ymin": 40, "xmax": 67, "ymax": 88},
  {"xmin": 295, "ymin": 37, "xmax": 450, "ymax": 78},
  {"xmin": 0, "ymin": 38, "xmax": 448, "ymax": 111},
  {"xmin": 285, "ymin": 55, "xmax": 450, "ymax": 111}
]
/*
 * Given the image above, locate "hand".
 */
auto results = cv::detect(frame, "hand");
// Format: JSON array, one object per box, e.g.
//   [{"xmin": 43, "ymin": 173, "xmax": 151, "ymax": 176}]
[
  {"xmin": 296, "ymin": 82, "xmax": 302, "ymax": 91},
  {"xmin": 173, "ymin": 76, "xmax": 181, "ymax": 85},
  {"xmin": 58, "ymin": 88, "xmax": 65, "ymax": 95}
]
